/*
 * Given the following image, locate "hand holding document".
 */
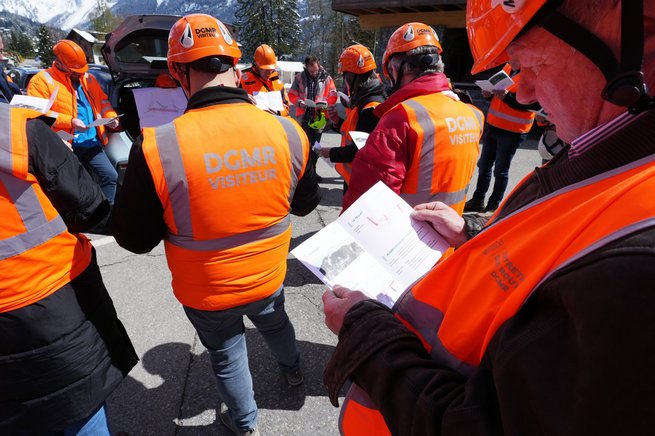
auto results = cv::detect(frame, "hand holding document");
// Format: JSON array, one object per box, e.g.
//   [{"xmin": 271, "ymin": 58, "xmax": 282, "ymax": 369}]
[
  {"xmin": 475, "ymin": 69, "xmax": 514, "ymax": 92},
  {"xmin": 348, "ymin": 131, "xmax": 369, "ymax": 149},
  {"xmin": 291, "ymin": 181, "xmax": 449, "ymax": 307},
  {"xmin": 253, "ymin": 91, "xmax": 284, "ymax": 113},
  {"xmin": 303, "ymin": 99, "xmax": 328, "ymax": 109},
  {"xmin": 88, "ymin": 114, "xmax": 123, "ymax": 127}
]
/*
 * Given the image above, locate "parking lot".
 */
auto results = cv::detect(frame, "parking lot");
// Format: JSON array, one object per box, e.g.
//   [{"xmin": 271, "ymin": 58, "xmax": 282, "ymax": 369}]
[{"xmin": 89, "ymin": 131, "xmax": 541, "ymax": 435}]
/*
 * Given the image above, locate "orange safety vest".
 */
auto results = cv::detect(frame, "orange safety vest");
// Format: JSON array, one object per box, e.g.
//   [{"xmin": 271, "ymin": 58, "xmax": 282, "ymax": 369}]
[
  {"xmin": 141, "ymin": 103, "xmax": 309, "ymax": 311},
  {"xmin": 335, "ymin": 101, "xmax": 380, "ymax": 184},
  {"xmin": 397, "ymin": 92, "xmax": 483, "ymax": 214},
  {"xmin": 240, "ymin": 70, "xmax": 290, "ymax": 117},
  {"xmin": 27, "ymin": 66, "xmax": 117, "ymax": 145},
  {"xmin": 339, "ymin": 154, "xmax": 655, "ymax": 435},
  {"xmin": 0, "ymin": 106, "xmax": 93, "ymax": 313},
  {"xmin": 486, "ymin": 64, "xmax": 535, "ymax": 134}
]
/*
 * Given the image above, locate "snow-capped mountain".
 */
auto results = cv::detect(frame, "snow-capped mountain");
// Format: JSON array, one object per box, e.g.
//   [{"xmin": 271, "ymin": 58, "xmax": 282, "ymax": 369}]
[{"xmin": 0, "ymin": 0, "xmax": 238, "ymax": 30}]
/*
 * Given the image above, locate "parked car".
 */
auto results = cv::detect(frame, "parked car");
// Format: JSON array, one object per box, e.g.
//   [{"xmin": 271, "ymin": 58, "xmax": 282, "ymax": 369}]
[
  {"xmin": 87, "ymin": 63, "xmax": 113, "ymax": 96},
  {"xmin": 101, "ymin": 14, "xmax": 182, "ymax": 190},
  {"xmin": 7, "ymin": 66, "xmax": 43, "ymax": 94}
]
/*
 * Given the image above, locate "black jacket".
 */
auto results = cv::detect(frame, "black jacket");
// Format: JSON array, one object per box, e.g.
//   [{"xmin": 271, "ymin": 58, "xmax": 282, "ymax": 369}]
[
  {"xmin": 324, "ymin": 109, "xmax": 655, "ymax": 435},
  {"xmin": 109, "ymin": 86, "xmax": 322, "ymax": 254},
  {"xmin": 0, "ymin": 118, "xmax": 137, "ymax": 433}
]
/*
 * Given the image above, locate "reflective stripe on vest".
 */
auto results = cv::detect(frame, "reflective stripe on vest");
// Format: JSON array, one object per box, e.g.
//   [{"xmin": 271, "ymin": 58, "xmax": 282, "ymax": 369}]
[
  {"xmin": 42, "ymin": 71, "xmax": 55, "ymax": 85},
  {"xmin": 399, "ymin": 97, "xmax": 480, "ymax": 209},
  {"xmin": 0, "ymin": 105, "xmax": 92, "ymax": 312},
  {"xmin": 152, "ymin": 120, "xmax": 301, "ymax": 251},
  {"xmin": 335, "ymin": 102, "xmax": 380, "ymax": 184},
  {"xmin": 486, "ymin": 64, "xmax": 535, "ymax": 133},
  {"xmin": 340, "ymin": 152, "xmax": 655, "ymax": 434}
]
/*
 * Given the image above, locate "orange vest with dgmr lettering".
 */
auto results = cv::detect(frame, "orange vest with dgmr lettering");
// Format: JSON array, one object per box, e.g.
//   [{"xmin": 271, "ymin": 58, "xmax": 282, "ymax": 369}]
[
  {"xmin": 339, "ymin": 153, "xmax": 655, "ymax": 435},
  {"xmin": 335, "ymin": 101, "xmax": 380, "ymax": 184},
  {"xmin": 141, "ymin": 102, "xmax": 309, "ymax": 311},
  {"xmin": 0, "ymin": 106, "xmax": 93, "ymax": 313},
  {"xmin": 486, "ymin": 64, "xmax": 535, "ymax": 134},
  {"xmin": 396, "ymin": 92, "xmax": 483, "ymax": 214}
]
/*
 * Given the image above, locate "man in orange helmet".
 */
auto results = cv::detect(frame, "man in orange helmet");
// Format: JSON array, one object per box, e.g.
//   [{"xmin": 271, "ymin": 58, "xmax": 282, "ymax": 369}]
[
  {"xmin": 322, "ymin": 1, "xmax": 655, "ymax": 434},
  {"xmin": 289, "ymin": 54, "xmax": 338, "ymax": 168},
  {"xmin": 28, "ymin": 40, "xmax": 120, "ymax": 210},
  {"xmin": 240, "ymin": 44, "xmax": 290, "ymax": 116},
  {"xmin": 340, "ymin": 23, "xmax": 483, "ymax": 214},
  {"xmin": 108, "ymin": 14, "xmax": 321, "ymax": 436},
  {"xmin": 318, "ymin": 44, "xmax": 386, "ymax": 195}
]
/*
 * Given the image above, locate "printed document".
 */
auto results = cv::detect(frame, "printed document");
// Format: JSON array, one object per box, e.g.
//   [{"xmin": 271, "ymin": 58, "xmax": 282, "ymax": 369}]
[
  {"xmin": 88, "ymin": 114, "xmax": 123, "ymax": 127},
  {"xmin": 10, "ymin": 85, "xmax": 59, "ymax": 113},
  {"xmin": 348, "ymin": 131, "xmax": 369, "ymax": 149},
  {"xmin": 291, "ymin": 181, "xmax": 448, "ymax": 307},
  {"xmin": 253, "ymin": 91, "xmax": 284, "ymax": 112},
  {"xmin": 133, "ymin": 87, "xmax": 187, "ymax": 127},
  {"xmin": 303, "ymin": 100, "xmax": 327, "ymax": 109},
  {"xmin": 475, "ymin": 69, "xmax": 514, "ymax": 92}
]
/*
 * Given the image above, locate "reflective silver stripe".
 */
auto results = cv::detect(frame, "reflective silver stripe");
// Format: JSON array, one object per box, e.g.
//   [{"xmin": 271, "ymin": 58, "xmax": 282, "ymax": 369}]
[
  {"xmin": 469, "ymin": 105, "xmax": 484, "ymax": 131},
  {"xmin": 404, "ymin": 100, "xmax": 435, "ymax": 200},
  {"xmin": 1, "ymin": 173, "xmax": 47, "ymax": 231},
  {"xmin": 166, "ymin": 214, "xmax": 291, "ymax": 251},
  {"xmin": 0, "ymin": 105, "xmax": 12, "ymax": 173},
  {"xmin": 0, "ymin": 214, "xmax": 67, "ymax": 260},
  {"xmin": 42, "ymin": 71, "xmax": 55, "ymax": 85},
  {"xmin": 154, "ymin": 122, "xmax": 194, "ymax": 236},
  {"xmin": 488, "ymin": 107, "xmax": 533, "ymax": 125},
  {"xmin": 396, "ymin": 290, "xmax": 477, "ymax": 377},
  {"xmin": 401, "ymin": 187, "xmax": 467, "ymax": 207},
  {"xmin": 274, "ymin": 115, "xmax": 304, "ymax": 203}
]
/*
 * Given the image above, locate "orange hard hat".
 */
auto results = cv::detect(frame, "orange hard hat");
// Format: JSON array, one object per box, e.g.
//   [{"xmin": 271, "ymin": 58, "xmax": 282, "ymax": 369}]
[
  {"xmin": 155, "ymin": 73, "xmax": 178, "ymax": 88},
  {"xmin": 382, "ymin": 23, "xmax": 442, "ymax": 79},
  {"xmin": 167, "ymin": 13, "xmax": 241, "ymax": 75},
  {"xmin": 254, "ymin": 44, "xmax": 277, "ymax": 70},
  {"xmin": 338, "ymin": 44, "xmax": 376, "ymax": 75},
  {"xmin": 53, "ymin": 40, "xmax": 88, "ymax": 73},
  {"xmin": 467, "ymin": 0, "xmax": 546, "ymax": 74}
]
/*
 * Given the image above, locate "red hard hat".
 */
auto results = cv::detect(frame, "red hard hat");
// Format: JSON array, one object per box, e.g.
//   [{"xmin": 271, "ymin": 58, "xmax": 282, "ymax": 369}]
[
  {"xmin": 382, "ymin": 23, "xmax": 442, "ymax": 79},
  {"xmin": 254, "ymin": 44, "xmax": 277, "ymax": 70},
  {"xmin": 467, "ymin": 0, "xmax": 547, "ymax": 74},
  {"xmin": 53, "ymin": 40, "xmax": 88, "ymax": 73},
  {"xmin": 167, "ymin": 13, "xmax": 241, "ymax": 76},
  {"xmin": 338, "ymin": 44, "xmax": 376, "ymax": 75}
]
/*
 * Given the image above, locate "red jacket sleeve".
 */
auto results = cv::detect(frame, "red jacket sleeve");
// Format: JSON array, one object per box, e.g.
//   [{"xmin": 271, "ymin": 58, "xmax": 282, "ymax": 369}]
[{"xmin": 341, "ymin": 106, "xmax": 413, "ymax": 211}]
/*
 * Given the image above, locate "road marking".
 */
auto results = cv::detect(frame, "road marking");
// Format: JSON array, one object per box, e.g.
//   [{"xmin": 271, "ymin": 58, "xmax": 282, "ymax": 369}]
[{"xmin": 92, "ymin": 236, "xmax": 115, "ymax": 247}]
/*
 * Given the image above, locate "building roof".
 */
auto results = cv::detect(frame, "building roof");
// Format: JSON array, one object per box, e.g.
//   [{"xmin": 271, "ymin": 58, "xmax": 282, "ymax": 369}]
[{"xmin": 331, "ymin": 0, "xmax": 467, "ymax": 28}]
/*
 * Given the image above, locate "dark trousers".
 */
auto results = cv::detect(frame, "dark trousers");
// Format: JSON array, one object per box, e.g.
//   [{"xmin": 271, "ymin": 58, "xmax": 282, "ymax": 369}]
[
  {"xmin": 302, "ymin": 123, "xmax": 323, "ymax": 166},
  {"xmin": 73, "ymin": 145, "xmax": 118, "ymax": 205},
  {"xmin": 471, "ymin": 125, "xmax": 527, "ymax": 207}
]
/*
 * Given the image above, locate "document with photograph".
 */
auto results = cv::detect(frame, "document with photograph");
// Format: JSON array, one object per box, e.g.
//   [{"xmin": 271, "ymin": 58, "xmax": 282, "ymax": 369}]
[
  {"xmin": 10, "ymin": 85, "xmax": 59, "ymax": 114},
  {"xmin": 475, "ymin": 69, "xmax": 514, "ymax": 92},
  {"xmin": 291, "ymin": 181, "xmax": 449, "ymax": 307}
]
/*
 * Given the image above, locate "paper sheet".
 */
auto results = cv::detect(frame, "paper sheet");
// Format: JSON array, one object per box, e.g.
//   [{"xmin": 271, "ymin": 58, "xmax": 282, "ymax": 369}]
[
  {"xmin": 132, "ymin": 87, "xmax": 187, "ymax": 128},
  {"xmin": 348, "ymin": 131, "xmax": 369, "ymax": 149},
  {"xmin": 253, "ymin": 91, "xmax": 284, "ymax": 112},
  {"xmin": 475, "ymin": 70, "xmax": 514, "ymax": 92}
]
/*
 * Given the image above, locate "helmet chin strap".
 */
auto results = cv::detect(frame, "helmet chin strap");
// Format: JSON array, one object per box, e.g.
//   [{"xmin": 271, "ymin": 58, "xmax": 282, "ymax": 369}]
[{"xmin": 538, "ymin": 0, "xmax": 654, "ymax": 113}]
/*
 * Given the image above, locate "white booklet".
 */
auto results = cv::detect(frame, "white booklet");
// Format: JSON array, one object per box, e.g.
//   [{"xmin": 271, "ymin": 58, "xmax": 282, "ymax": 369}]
[
  {"xmin": 475, "ymin": 69, "xmax": 514, "ymax": 92},
  {"xmin": 348, "ymin": 131, "xmax": 369, "ymax": 149},
  {"xmin": 253, "ymin": 91, "xmax": 284, "ymax": 113},
  {"xmin": 291, "ymin": 181, "xmax": 448, "ymax": 307},
  {"xmin": 10, "ymin": 85, "xmax": 59, "ymax": 114}
]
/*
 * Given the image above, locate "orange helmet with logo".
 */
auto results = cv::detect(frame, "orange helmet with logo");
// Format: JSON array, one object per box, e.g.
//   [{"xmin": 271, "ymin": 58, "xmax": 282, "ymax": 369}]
[
  {"xmin": 382, "ymin": 23, "xmax": 442, "ymax": 79},
  {"xmin": 467, "ymin": 0, "xmax": 547, "ymax": 74},
  {"xmin": 53, "ymin": 40, "xmax": 88, "ymax": 73},
  {"xmin": 167, "ymin": 13, "xmax": 241, "ymax": 77},
  {"xmin": 338, "ymin": 44, "xmax": 376, "ymax": 75},
  {"xmin": 254, "ymin": 44, "xmax": 277, "ymax": 70}
]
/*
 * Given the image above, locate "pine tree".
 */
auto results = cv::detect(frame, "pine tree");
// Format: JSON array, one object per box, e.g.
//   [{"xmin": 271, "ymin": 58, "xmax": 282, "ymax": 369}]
[
  {"xmin": 271, "ymin": 0, "xmax": 301, "ymax": 58},
  {"xmin": 35, "ymin": 25, "xmax": 55, "ymax": 67},
  {"xmin": 90, "ymin": 0, "xmax": 120, "ymax": 33}
]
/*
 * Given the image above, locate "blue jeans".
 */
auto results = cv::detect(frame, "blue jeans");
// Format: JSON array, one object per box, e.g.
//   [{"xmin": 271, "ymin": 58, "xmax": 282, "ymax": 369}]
[
  {"xmin": 44, "ymin": 404, "xmax": 110, "ymax": 436},
  {"xmin": 183, "ymin": 287, "xmax": 300, "ymax": 431},
  {"xmin": 471, "ymin": 125, "xmax": 527, "ymax": 207},
  {"xmin": 73, "ymin": 145, "xmax": 118, "ymax": 205}
]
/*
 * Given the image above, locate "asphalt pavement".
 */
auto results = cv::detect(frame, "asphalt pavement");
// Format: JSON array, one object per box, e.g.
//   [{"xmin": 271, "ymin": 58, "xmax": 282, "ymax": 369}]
[{"xmin": 91, "ymin": 130, "xmax": 542, "ymax": 435}]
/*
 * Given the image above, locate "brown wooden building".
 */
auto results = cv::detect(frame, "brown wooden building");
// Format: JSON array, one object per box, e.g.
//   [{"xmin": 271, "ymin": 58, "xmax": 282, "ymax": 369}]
[{"xmin": 331, "ymin": 0, "xmax": 479, "ymax": 83}]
